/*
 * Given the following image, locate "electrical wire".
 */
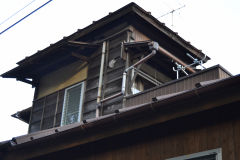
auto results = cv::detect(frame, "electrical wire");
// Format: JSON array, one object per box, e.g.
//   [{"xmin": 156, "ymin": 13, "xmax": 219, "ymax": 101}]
[
  {"xmin": 0, "ymin": 0, "xmax": 38, "ymax": 26},
  {"xmin": 0, "ymin": 0, "xmax": 53, "ymax": 36}
]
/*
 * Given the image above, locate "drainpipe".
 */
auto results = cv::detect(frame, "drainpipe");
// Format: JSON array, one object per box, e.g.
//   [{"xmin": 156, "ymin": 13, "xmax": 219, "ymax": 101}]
[
  {"xmin": 122, "ymin": 42, "xmax": 159, "ymax": 95},
  {"xmin": 96, "ymin": 41, "xmax": 106, "ymax": 117}
]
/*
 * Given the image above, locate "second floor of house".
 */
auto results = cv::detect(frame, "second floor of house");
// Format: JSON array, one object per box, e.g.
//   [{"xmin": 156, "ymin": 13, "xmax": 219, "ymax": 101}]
[{"xmin": 1, "ymin": 3, "xmax": 232, "ymax": 134}]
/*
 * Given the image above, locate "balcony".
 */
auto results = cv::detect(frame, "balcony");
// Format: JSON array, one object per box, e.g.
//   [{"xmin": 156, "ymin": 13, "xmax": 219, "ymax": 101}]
[{"xmin": 125, "ymin": 65, "xmax": 231, "ymax": 107}]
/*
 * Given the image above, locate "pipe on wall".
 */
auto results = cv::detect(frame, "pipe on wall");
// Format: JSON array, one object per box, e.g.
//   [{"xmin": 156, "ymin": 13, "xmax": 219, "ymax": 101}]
[
  {"xmin": 96, "ymin": 41, "xmax": 107, "ymax": 117},
  {"xmin": 122, "ymin": 42, "xmax": 159, "ymax": 95}
]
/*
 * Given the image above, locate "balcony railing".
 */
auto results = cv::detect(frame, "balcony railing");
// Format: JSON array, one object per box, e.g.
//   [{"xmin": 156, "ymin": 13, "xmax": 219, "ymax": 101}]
[{"xmin": 125, "ymin": 65, "xmax": 231, "ymax": 107}]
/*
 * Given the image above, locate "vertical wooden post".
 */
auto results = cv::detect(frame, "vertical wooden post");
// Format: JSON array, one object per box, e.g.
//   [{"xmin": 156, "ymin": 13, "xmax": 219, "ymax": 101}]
[
  {"xmin": 40, "ymin": 96, "xmax": 46, "ymax": 130},
  {"xmin": 53, "ymin": 91, "xmax": 60, "ymax": 128},
  {"xmin": 28, "ymin": 102, "xmax": 34, "ymax": 134},
  {"xmin": 28, "ymin": 79, "xmax": 38, "ymax": 133}
]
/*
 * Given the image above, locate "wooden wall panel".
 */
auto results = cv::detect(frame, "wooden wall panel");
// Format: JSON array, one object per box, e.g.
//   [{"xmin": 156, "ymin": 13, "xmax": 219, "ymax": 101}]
[
  {"xmin": 83, "ymin": 51, "xmax": 100, "ymax": 120},
  {"xmin": 101, "ymin": 32, "xmax": 126, "ymax": 115},
  {"xmin": 33, "ymin": 104, "xmax": 240, "ymax": 160},
  {"xmin": 83, "ymin": 100, "xmax": 97, "ymax": 114},
  {"xmin": 83, "ymin": 111, "xmax": 96, "ymax": 120},
  {"xmin": 125, "ymin": 66, "xmax": 229, "ymax": 107},
  {"xmin": 218, "ymin": 67, "xmax": 231, "ymax": 79},
  {"xmin": 219, "ymin": 122, "xmax": 235, "ymax": 160},
  {"xmin": 82, "ymin": 31, "xmax": 127, "ymax": 119},
  {"xmin": 131, "ymin": 27, "xmax": 150, "ymax": 42},
  {"xmin": 233, "ymin": 118, "xmax": 240, "ymax": 160}
]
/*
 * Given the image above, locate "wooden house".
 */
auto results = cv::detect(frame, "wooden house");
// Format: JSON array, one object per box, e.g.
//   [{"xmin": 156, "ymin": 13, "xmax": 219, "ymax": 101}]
[{"xmin": 0, "ymin": 2, "xmax": 240, "ymax": 160}]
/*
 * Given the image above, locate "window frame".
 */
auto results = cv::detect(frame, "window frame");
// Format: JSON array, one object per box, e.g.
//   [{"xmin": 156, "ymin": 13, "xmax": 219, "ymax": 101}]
[
  {"xmin": 60, "ymin": 81, "xmax": 85, "ymax": 126},
  {"xmin": 166, "ymin": 148, "xmax": 222, "ymax": 160}
]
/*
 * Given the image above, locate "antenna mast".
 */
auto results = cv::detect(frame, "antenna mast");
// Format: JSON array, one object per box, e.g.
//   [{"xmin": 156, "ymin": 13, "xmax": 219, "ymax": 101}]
[{"xmin": 159, "ymin": 5, "xmax": 185, "ymax": 27}]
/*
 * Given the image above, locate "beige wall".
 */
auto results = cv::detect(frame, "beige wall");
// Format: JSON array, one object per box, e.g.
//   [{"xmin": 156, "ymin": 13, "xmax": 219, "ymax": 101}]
[{"xmin": 37, "ymin": 61, "xmax": 88, "ymax": 99}]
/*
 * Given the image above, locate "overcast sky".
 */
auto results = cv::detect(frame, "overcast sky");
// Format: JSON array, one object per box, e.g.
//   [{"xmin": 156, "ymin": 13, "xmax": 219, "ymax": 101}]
[{"xmin": 0, "ymin": 0, "xmax": 239, "ymax": 141}]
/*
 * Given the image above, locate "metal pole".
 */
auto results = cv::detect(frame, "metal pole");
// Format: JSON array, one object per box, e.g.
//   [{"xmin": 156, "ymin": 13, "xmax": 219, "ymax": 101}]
[
  {"xmin": 122, "ymin": 50, "xmax": 157, "ymax": 95},
  {"xmin": 96, "ymin": 41, "xmax": 106, "ymax": 117},
  {"xmin": 101, "ymin": 92, "xmax": 123, "ymax": 103},
  {"xmin": 122, "ymin": 72, "xmax": 127, "ymax": 94},
  {"xmin": 126, "ymin": 50, "xmax": 157, "ymax": 72}
]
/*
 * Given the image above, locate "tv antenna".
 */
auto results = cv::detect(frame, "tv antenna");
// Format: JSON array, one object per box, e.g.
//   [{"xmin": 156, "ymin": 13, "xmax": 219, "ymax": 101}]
[{"xmin": 159, "ymin": 5, "xmax": 186, "ymax": 27}]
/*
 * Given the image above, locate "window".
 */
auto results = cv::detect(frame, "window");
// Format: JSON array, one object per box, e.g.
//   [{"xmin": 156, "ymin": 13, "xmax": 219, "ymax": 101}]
[
  {"xmin": 61, "ymin": 82, "xmax": 85, "ymax": 126},
  {"xmin": 166, "ymin": 148, "xmax": 222, "ymax": 160}
]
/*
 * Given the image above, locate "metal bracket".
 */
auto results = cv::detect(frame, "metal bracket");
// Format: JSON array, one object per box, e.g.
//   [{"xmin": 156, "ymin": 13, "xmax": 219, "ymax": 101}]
[
  {"xmin": 186, "ymin": 53, "xmax": 206, "ymax": 70},
  {"xmin": 173, "ymin": 62, "xmax": 188, "ymax": 79}
]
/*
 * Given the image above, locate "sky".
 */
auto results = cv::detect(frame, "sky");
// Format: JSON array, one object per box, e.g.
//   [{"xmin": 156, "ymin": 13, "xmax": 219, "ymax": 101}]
[{"xmin": 0, "ymin": 0, "xmax": 239, "ymax": 141}]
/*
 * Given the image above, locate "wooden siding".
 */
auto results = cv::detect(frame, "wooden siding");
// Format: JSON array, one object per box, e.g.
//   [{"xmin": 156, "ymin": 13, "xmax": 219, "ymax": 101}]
[
  {"xmin": 37, "ymin": 61, "xmax": 88, "ymax": 99},
  {"xmin": 83, "ymin": 32, "xmax": 127, "ymax": 119},
  {"xmin": 125, "ymin": 66, "xmax": 231, "ymax": 107},
  {"xmin": 28, "ymin": 102, "xmax": 240, "ymax": 160},
  {"xmin": 101, "ymin": 32, "xmax": 127, "ymax": 115},
  {"xmin": 130, "ymin": 26, "xmax": 150, "ymax": 42},
  {"xmin": 82, "ymin": 48, "xmax": 101, "ymax": 120},
  {"xmin": 27, "ymin": 25, "xmax": 232, "ymax": 133},
  {"xmin": 218, "ymin": 67, "xmax": 232, "ymax": 79},
  {"xmin": 29, "ymin": 28, "xmax": 130, "ymax": 132}
]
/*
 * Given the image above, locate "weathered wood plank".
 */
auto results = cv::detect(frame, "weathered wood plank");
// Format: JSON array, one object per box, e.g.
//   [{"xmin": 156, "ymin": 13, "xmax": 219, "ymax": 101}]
[
  {"xmin": 87, "ymin": 66, "xmax": 100, "ymax": 81},
  {"xmin": 106, "ymin": 67, "xmax": 124, "ymax": 82},
  {"xmin": 102, "ymin": 101, "xmax": 122, "ymax": 115},
  {"xmin": 83, "ymin": 100, "xmax": 97, "ymax": 113},
  {"xmin": 108, "ymin": 46, "xmax": 121, "ymax": 60},
  {"xmin": 83, "ymin": 110, "xmax": 96, "ymax": 120},
  {"xmin": 108, "ymin": 32, "xmax": 127, "ymax": 50},
  {"xmin": 84, "ymin": 89, "xmax": 98, "ymax": 103},
  {"xmin": 85, "ymin": 77, "xmax": 99, "ymax": 92},
  {"xmin": 233, "ymin": 118, "xmax": 240, "ymax": 160},
  {"xmin": 104, "ymin": 79, "xmax": 122, "ymax": 97}
]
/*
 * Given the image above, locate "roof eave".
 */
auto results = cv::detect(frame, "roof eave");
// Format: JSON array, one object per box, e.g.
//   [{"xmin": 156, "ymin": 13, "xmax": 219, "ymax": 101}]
[{"xmin": 2, "ymin": 2, "xmax": 210, "ymax": 80}]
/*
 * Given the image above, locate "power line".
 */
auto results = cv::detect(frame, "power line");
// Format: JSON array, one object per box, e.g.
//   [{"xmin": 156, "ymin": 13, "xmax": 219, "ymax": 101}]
[
  {"xmin": 0, "ymin": 0, "xmax": 53, "ymax": 36},
  {"xmin": 0, "ymin": 0, "xmax": 38, "ymax": 26}
]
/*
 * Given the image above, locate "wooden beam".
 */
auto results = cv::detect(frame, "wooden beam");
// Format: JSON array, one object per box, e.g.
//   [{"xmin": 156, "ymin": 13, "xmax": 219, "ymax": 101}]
[
  {"xmin": 71, "ymin": 52, "xmax": 89, "ymax": 62},
  {"xmin": 68, "ymin": 41, "xmax": 100, "ymax": 48},
  {"xmin": 16, "ymin": 78, "xmax": 34, "ymax": 86}
]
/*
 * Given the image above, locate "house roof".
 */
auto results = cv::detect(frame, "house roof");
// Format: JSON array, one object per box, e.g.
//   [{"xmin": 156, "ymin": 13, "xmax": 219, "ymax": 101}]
[
  {"xmin": 1, "ymin": 73, "xmax": 239, "ymax": 159},
  {"xmin": 11, "ymin": 107, "xmax": 31, "ymax": 124},
  {"xmin": 1, "ymin": 2, "xmax": 209, "ymax": 80}
]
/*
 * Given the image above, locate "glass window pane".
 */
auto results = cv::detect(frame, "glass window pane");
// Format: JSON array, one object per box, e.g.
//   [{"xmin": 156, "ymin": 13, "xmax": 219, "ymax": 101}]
[{"xmin": 61, "ymin": 83, "xmax": 84, "ymax": 126}]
